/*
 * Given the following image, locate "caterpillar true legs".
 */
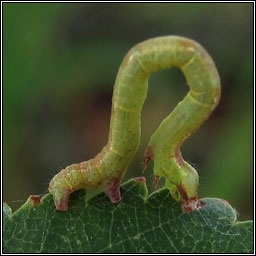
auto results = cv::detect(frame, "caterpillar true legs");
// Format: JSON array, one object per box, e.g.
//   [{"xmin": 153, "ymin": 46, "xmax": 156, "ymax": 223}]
[{"xmin": 49, "ymin": 36, "xmax": 221, "ymax": 212}]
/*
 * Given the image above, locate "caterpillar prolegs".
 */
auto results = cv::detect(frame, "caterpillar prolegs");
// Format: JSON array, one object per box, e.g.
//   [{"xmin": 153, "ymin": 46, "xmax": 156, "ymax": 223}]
[{"xmin": 49, "ymin": 36, "xmax": 221, "ymax": 212}]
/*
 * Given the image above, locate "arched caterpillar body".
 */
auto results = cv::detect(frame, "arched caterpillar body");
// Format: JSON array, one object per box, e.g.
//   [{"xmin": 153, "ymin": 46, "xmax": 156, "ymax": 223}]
[{"xmin": 49, "ymin": 36, "xmax": 221, "ymax": 212}]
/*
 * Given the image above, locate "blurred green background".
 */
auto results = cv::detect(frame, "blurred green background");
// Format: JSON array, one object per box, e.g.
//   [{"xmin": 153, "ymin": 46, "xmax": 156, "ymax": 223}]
[{"xmin": 3, "ymin": 3, "xmax": 253, "ymax": 220}]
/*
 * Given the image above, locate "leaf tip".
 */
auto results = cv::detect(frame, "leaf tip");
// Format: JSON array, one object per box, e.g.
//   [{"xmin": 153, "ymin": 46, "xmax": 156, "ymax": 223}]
[{"xmin": 27, "ymin": 195, "xmax": 42, "ymax": 208}]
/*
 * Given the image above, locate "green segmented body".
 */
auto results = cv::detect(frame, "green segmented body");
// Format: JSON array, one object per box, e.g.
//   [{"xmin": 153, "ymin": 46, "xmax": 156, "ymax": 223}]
[{"xmin": 49, "ymin": 36, "xmax": 221, "ymax": 212}]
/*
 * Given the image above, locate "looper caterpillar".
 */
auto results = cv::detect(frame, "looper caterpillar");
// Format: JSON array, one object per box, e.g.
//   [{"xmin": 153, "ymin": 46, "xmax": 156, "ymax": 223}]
[{"xmin": 49, "ymin": 36, "xmax": 221, "ymax": 212}]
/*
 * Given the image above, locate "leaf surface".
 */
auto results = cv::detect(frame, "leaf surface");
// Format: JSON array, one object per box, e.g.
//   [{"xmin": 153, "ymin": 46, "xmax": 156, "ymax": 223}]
[{"xmin": 3, "ymin": 178, "xmax": 253, "ymax": 253}]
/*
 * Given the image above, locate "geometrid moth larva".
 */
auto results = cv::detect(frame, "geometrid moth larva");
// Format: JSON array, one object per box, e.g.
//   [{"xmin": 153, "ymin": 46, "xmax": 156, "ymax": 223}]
[{"xmin": 49, "ymin": 36, "xmax": 221, "ymax": 212}]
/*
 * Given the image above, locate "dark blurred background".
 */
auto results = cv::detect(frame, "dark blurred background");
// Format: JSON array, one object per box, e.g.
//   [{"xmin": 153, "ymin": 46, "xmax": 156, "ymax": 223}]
[{"xmin": 3, "ymin": 3, "xmax": 253, "ymax": 220}]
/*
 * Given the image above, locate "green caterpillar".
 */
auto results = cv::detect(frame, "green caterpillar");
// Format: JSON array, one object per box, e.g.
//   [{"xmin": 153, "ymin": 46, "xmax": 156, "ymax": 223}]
[{"xmin": 49, "ymin": 35, "xmax": 221, "ymax": 212}]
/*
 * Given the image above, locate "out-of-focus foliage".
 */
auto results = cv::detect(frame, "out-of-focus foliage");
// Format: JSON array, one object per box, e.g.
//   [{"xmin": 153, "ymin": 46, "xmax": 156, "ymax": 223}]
[{"xmin": 3, "ymin": 3, "xmax": 253, "ymax": 220}]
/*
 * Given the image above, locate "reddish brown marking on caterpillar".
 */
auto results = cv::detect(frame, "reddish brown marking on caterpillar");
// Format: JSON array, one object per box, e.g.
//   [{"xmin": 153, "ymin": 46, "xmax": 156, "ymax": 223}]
[
  {"xmin": 198, "ymin": 200, "xmax": 206, "ymax": 208},
  {"xmin": 179, "ymin": 39, "xmax": 196, "ymax": 49},
  {"xmin": 93, "ymin": 153, "xmax": 103, "ymax": 167},
  {"xmin": 178, "ymin": 186, "xmax": 206, "ymax": 213},
  {"xmin": 174, "ymin": 145, "xmax": 186, "ymax": 167},
  {"xmin": 181, "ymin": 197, "xmax": 206, "ymax": 214},
  {"xmin": 178, "ymin": 185, "xmax": 189, "ymax": 201},
  {"xmin": 174, "ymin": 144, "xmax": 194, "ymax": 172},
  {"xmin": 154, "ymin": 175, "xmax": 160, "ymax": 190},
  {"xmin": 121, "ymin": 50, "xmax": 134, "ymax": 68},
  {"xmin": 56, "ymin": 189, "xmax": 72, "ymax": 211},
  {"xmin": 79, "ymin": 161, "xmax": 87, "ymax": 170},
  {"xmin": 144, "ymin": 146, "xmax": 154, "ymax": 170},
  {"xmin": 134, "ymin": 176, "xmax": 146, "ymax": 183},
  {"xmin": 104, "ymin": 178, "xmax": 121, "ymax": 203},
  {"xmin": 30, "ymin": 195, "xmax": 41, "ymax": 205}
]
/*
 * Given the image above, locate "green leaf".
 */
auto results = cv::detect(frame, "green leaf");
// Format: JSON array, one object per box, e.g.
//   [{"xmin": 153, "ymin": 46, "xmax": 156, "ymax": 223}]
[
  {"xmin": 3, "ymin": 178, "xmax": 253, "ymax": 253},
  {"xmin": 3, "ymin": 202, "xmax": 12, "ymax": 222}
]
